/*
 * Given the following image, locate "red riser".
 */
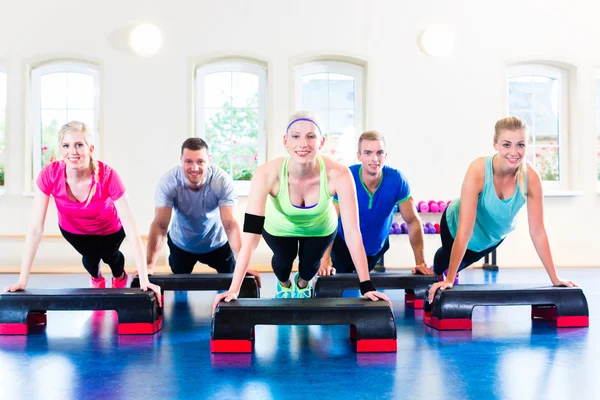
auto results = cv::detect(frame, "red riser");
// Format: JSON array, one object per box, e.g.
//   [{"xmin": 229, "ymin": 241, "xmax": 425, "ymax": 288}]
[
  {"xmin": 210, "ymin": 339, "xmax": 253, "ymax": 353},
  {"xmin": 356, "ymin": 339, "xmax": 397, "ymax": 353},
  {"xmin": 531, "ymin": 307, "xmax": 557, "ymax": 320},
  {"xmin": 349, "ymin": 325, "xmax": 357, "ymax": 340},
  {"xmin": 0, "ymin": 323, "xmax": 29, "ymax": 335},
  {"xmin": 423, "ymin": 312, "xmax": 472, "ymax": 331},
  {"xmin": 555, "ymin": 316, "xmax": 589, "ymax": 328},
  {"xmin": 27, "ymin": 313, "xmax": 47, "ymax": 326},
  {"xmin": 404, "ymin": 294, "xmax": 424, "ymax": 309},
  {"xmin": 118, "ymin": 316, "xmax": 162, "ymax": 335}
]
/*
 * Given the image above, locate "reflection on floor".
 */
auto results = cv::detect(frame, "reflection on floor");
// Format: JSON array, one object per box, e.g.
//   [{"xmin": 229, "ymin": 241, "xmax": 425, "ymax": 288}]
[{"xmin": 0, "ymin": 268, "xmax": 596, "ymax": 400}]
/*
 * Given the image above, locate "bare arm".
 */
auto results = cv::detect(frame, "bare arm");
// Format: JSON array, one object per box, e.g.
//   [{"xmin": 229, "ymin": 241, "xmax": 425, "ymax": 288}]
[
  {"xmin": 220, "ymin": 206, "xmax": 242, "ymax": 257},
  {"xmin": 5, "ymin": 190, "xmax": 51, "ymax": 291},
  {"xmin": 526, "ymin": 165, "xmax": 575, "ymax": 286},
  {"xmin": 427, "ymin": 159, "xmax": 485, "ymax": 303},
  {"xmin": 443, "ymin": 160, "xmax": 484, "ymax": 283},
  {"xmin": 114, "ymin": 194, "xmax": 162, "ymax": 304},
  {"xmin": 146, "ymin": 207, "xmax": 172, "ymax": 270},
  {"xmin": 398, "ymin": 197, "xmax": 426, "ymax": 266}
]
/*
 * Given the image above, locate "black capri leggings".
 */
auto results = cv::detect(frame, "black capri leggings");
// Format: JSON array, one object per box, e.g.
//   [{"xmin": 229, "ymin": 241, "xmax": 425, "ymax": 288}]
[
  {"xmin": 433, "ymin": 210, "xmax": 503, "ymax": 275},
  {"xmin": 60, "ymin": 227, "xmax": 126, "ymax": 278},
  {"xmin": 262, "ymin": 230, "xmax": 336, "ymax": 283}
]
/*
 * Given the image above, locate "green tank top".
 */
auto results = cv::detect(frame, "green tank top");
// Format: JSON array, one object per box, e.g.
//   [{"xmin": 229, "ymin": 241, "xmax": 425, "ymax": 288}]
[{"xmin": 264, "ymin": 156, "xmax": 338, "ymax": 237}]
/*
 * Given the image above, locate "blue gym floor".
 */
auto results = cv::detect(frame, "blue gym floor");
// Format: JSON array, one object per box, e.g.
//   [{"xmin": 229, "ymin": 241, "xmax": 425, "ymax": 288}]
[{"xmin": 0, "ymin": 268, "xmax": 597, "ymax": 400}]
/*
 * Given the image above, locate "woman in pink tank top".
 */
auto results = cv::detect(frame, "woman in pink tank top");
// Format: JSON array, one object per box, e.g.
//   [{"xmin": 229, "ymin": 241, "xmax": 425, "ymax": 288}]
[{"xmin": 4, "ymin": 121, "xmax": 160, "ymax": 304}]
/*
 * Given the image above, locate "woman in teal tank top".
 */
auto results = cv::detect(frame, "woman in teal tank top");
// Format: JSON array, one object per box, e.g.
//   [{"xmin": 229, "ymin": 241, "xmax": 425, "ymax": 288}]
[
  {"xmin": 213, "ymin": 111, "xmax": 390, "ymax": 311},
  {"xmin": 428, "ymin": 117, "xmax": 576, "ymax": 304}
]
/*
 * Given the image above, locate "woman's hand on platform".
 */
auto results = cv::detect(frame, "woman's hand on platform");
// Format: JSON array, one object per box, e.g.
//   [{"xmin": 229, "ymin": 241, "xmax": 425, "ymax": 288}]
[
  {"xmin": 4, "ymin": 281, "xmax": 26, "ymax": 292},
  {"xmin": 363, "ymin": 291, "xmax": 392, "ymax": 308},
  {"xmin": 428, "ymin": 280, "xmax": 454, "ymax": 304},
  {"xmin": 318, "ymin": 264, "xmax": 336, "ymax": 276},
  {"xmin": 412, "ymin": 264, "xmax": 433, "ymax": 275},
  {"xmin": 213, "ymin": 291, "xmax": 239, "ymax": 315},
  {"xmin": 139, "ymin": 280, "xmax": 162, "ymax": 307},
  {"xmin": 552, "ymin": 278, "xmax": 577, "ymax": 287}
]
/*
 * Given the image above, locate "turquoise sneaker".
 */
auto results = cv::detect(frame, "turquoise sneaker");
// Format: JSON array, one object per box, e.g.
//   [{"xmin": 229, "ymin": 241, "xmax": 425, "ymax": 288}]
[
  {"xmin": 293, "ymin": 272, "xmax": 312, "ymax": 298},
  {"xmin": 276, "ymin": 280, "xmax": 294, "ymax": 298}
]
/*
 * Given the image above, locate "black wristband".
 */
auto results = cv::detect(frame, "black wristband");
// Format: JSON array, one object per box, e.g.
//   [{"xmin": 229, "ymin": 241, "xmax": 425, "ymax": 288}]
[
  {"xmin": 243, "ymin": 213, "xmax": 265, "ymax": 234},
  {"xmin": 359, "ymin": 280, "xmax": 376, "ymax": 295}
]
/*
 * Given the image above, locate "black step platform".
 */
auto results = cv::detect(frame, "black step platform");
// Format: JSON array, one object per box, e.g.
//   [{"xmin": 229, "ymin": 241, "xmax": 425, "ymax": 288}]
[
  {"xmin": 313, "ymin": 272, "xmax": 437, "ymax": 309},
  {"xmin": 423, "ymin": 284, "xmax": 589, "ymax": 330},
  {"xmin": 0, "ymin": 288, "xmax": 162, "ymax": 335},
  {"xmin": 211, "ymin": 298, "xmax": 397, "ymax": 353},
  {"xmin": 130, "ymin": 274, "xmax": 260, "ymax": 303}
]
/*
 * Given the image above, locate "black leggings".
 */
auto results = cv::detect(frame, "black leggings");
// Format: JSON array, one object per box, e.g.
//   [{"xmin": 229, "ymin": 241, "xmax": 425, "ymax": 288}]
[
  {"xmin": 331, "ymin": 234, "xmax": 389, "ymax": 273},
  {"xmin": 433, "ymin": 210, "xmax": 503, "ymax": 275},
  {"xmin": 262, "ymin": 230, "xmax": 336, "ymax": 282},
  {"xmin": 60, "ymin": 227, "xmax": 126, "ymax": 278},
  {"xmin": 167, "ymin": 233, "xmax": 235, "ymax": 273}
]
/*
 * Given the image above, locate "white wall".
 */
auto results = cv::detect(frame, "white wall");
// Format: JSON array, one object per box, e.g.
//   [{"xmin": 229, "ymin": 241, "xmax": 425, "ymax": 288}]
[{"xmin": 0, "ymin": 0, "xmax": 599, "ymax": 271}]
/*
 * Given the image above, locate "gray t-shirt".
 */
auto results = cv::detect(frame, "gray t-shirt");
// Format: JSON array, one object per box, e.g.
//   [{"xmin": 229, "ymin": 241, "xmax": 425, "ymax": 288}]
[{"xmin": 155, "ymin": 165, "xmax": 236, "ymax": 254}]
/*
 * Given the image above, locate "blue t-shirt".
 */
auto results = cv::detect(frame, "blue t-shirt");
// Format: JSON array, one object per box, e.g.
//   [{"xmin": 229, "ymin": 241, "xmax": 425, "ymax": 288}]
[
  {"xmin": 335, "ymin": 165, "xmax": 411, "ymax": 256},
  {"xmin": 154, "ymin": 165, "xmax": 236, "ymax": 254}
]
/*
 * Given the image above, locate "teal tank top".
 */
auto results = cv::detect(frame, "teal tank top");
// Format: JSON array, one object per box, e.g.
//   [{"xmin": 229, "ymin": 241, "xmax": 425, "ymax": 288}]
[
  {"xmin": 446, "ymin": 156, "xmax": 528, "ymax": 252},
  {"xmin": 263, "ymin": 156, "xmax": 338, "ymax": 237}
]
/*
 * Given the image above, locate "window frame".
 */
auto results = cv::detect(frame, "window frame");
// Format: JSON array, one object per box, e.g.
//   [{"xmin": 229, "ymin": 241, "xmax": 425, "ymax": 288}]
[
  {"xmin": 30, "ymin": 60, "xmax": 100, "ymax": 188},
  {"xmin": 293, "ymin": 60, "xmax": 364, "ymax": 165},
  {"xmin": 507, "ymin": 63, "xmax": 569, "ymax": 192},
  {"xmin": 194, "ymin": 60, "xmax": 267, "ymax": 196},
  {"xmin": 0, "ymin": 66, "xmax": 6, "ymax": 194}
]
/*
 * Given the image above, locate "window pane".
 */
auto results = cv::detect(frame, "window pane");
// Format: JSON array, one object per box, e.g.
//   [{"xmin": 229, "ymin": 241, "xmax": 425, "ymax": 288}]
[
  {"xmin": 324, "ymin": 109, "xmax": 356, "ymax": 165},
  {"xmin": 67, "ymin": 109, "xmax": 95, "ymax": 135},
  {"xmin": 533, "ymin": 145, "xmax": 559, "ymax": 181},
  {"xmin": 66, "ymin": 73, "xmax": 95, "ymax": 109},
  {"xmin": 204, "ymin": 107, "xmax": 232, "ymax": 173},
  {"xmin": 204, "ymin": 72, "xmax": 232, "ymax": 108},
  {"xmin": 508, "ymin": 79, "xmax": 533, "ymax": 111},
  {"xmin": 231, "ymin": 72, "xmax": 258, "ymax": 108},
  {"xmin": 230, "ymin": 107, "xmax": 258, "ymax": 180},
  {"xmin": 0, "ymin": 71, "xmax": 5, "ymax": 186},
  {"xmin": 41, "ymin": 73, "xmax": 67, "ymax": 109},
  {"xmin": 302, "ymin": 73, "xmax": 328, "ymax": 110},
  {"xmin": 41, "ymin": 110, "xmax": 68, "ymax": 167},
  {"xmin": 328, "ymin": 74, "xmax": 354, "ymax": 110},
  {"xmin": 597, "ymin": 79, "xmax": 600, "ymax": 181}
]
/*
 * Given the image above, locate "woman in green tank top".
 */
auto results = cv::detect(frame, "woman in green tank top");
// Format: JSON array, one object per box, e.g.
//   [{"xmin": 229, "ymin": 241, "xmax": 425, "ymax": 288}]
[
  {"xmin": 212, "ymin": 111, "xmax": 391, "ymax": 311},
  {"xmin": 428, "ymin": 116, "xmax": 576, "ymax": 304}
]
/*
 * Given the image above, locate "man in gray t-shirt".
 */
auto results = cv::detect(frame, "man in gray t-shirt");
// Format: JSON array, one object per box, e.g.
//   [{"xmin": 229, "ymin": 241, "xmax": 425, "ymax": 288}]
[{"xmin": 146, "ymin": 138, "xmax": 242, "ymax": 274}]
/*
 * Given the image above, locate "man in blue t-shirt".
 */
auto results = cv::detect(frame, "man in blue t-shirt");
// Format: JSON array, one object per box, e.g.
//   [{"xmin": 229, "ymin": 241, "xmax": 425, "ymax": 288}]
[
  {"xmin": 320, "ymin": 131, "xmax": 432, "ymax": 276},
  {"xmin": 146, "ymin": 138, "xmax": 258, "ymax": 280}
]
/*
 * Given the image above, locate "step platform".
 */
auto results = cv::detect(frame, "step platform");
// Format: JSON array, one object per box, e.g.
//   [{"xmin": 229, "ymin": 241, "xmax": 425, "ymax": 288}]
[
  {"xmin": 0, "ymin": 288, "xmax": 162, "ymax": 335},
  {"xmin": 131, "ymin": 274, "xmax": 260, "ymax": 304},
  {"xmin": 423, "ymin": 284, "xmax": 589, "ymax": 330},
  {"xmin": 313, "ymin": 272, "xmax": 436, "ymax": 309},
  {"xmin": 211, "ymin": 298, "xmax": 397, "ymax": 353}
]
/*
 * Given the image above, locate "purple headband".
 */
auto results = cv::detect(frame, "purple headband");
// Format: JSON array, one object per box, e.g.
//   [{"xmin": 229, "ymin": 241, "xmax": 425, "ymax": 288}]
[{"xmin": 286, "ymin": 118, "xmax": 322, "ymax": 136}]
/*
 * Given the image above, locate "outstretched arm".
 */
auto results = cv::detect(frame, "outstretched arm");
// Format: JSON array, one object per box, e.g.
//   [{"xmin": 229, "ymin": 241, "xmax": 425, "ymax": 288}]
[
  {"xmin": 526, "ymin": 165, "xmax": 575, "ymax": 287},
  {"xmin": 212, "ymin": 164, "xmax": 273, "ymax": 313},
  {"xmin": 5, "ymin": 191, "xmax": 50, "ymax": 292},
  {"xmin": 428, "ymin": 159, "xmax": 484, "ymax": 303},
  {"xmin": 318, "ymin": 201, "xmax": 340, "ymax": 276},
  {"xmin": 146, "ymin": 207, "xmax": 172, "ymax": 272},
  {"xmin": 335, "ymin": 167, "xmax": 391, "ymax": 306},
  {"xmin": 398, "ymin": 197, "xmax": 430, "ymax": 275},
  {"xmin": 114, "ymin": 194, "xmax": 162, "ymax": 305}
]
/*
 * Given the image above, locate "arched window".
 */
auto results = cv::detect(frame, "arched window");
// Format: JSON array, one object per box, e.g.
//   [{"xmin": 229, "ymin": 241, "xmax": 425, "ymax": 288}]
[
  {"xmin": 508, "ymin": 64, "xmax": 568, "ymax": 190},
  {"xmin": 30, "ymin": 61, "xmax": 100, "ymax": 179},
  {"xmin": 195, "ymin": 60, "xmax": 267, "ymax": 193},
  {"xmin": 294, "ymin": 61, "xmax": 364, "ymax": 165}
]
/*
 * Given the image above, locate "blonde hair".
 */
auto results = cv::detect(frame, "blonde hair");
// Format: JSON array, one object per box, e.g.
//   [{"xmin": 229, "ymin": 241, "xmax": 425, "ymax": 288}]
[
  {"xmin": 286, "ymin": 110, "xmax": 323, "ymax": 136},
  {"xmin": 494, "ymin": 116, "xmax": 528, "ymax": 197},
  {"xmin": 358, "ymin": 130, "xmax": 386, "ymax": 152},
  {"xmin": 59, "ymin": 121, "xmax": 98, "ymax": 207}
]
